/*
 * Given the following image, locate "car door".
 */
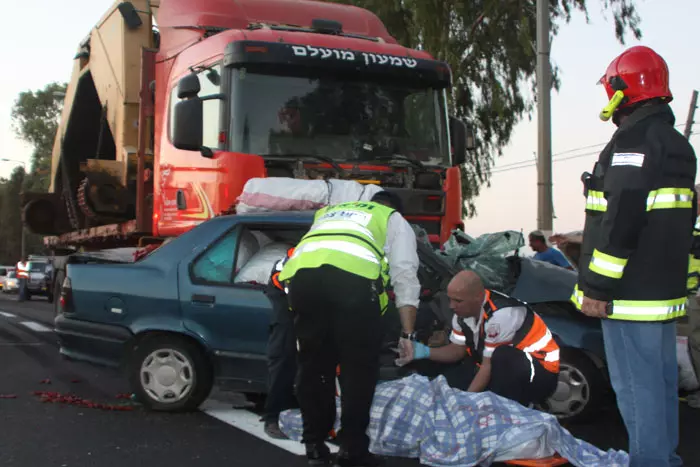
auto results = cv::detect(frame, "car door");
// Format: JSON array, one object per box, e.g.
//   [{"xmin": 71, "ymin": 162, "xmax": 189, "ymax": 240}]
[{"xmin": 177, "ymin": 225, "xmax": 274, "ymax": 387}]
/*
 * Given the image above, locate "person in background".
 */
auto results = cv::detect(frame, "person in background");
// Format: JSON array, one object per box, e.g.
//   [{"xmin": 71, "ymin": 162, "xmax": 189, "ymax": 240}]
[
  {"xmin": 278, "ymin": 191, "xmax": 420, "ymax": 467},
  {"xmin": 687, "ymin": 184, "xmax": 700, "ymax": 408},
  {"xmin": 396, "ymin": 270, "xmax": 559, "ymax": 407},
  {"xmin": 572, "ymin": 46, "xmax": 696, "ymax": 467},
  {"xmin": 528, "ymin": 231, "xmax": 573, "ymax": 269},
  {"xmin": 261, "ymin": 246, "xmax": 298, "ymax": 439},
  {"xmin": 16, "ymin": 257, "xmax": 29, "ymax": 302}
]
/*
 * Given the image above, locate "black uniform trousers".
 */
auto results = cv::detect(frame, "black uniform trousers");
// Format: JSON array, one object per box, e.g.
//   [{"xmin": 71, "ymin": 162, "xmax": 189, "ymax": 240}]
[
  {"xmin": 262, "ymin": 286, "xmax": 299, "ymax": 424},
  {"xmin": 413, "ymin": 346, "xmax": 558, "ymax": 406},
  {"xmin": 287, "ymin": 264, "xmax": 383, "ymax": 456}
]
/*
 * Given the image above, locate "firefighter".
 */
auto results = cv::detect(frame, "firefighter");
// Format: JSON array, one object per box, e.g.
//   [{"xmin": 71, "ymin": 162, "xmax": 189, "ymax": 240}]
[
  {"xmin": 278, "ymin": 191, "xmax": 420, "ymax": 467},
  {"xmin": 396, "ymin": 270, "xmax": 559, "ymax": 407},
  {"xmin": 16, "ymin": 257, "xmax": 29, "ymax": 302},
  {"xmin": 261, "ymin": 246, "xmax": 298, "ymax": 439},
  {"xmin": 571, "ymin": 46, "xmax": 696, "ymax": 467}
]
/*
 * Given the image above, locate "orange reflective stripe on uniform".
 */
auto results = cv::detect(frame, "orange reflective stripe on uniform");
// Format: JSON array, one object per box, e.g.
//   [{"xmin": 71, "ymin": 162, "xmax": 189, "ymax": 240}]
[
  {"xmin": 514, "ymin": 314, "xmax": 560, "ymax": 373},
  {"xmin": 272, "ymin": 272, "xmax": 283, "ymax": 291}
]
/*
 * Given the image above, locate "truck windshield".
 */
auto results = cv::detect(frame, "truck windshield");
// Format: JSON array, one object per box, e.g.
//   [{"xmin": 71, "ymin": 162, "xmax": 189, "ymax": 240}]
[{"xmin": 229, "ymin": 70, "xmax": 451, "ymax": 167}]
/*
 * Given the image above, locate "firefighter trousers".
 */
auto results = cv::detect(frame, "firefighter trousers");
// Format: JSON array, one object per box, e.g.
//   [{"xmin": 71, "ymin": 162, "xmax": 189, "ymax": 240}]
[{"xmin": 287, "ymin": 265, "xmax": 383, "ymax": 456}]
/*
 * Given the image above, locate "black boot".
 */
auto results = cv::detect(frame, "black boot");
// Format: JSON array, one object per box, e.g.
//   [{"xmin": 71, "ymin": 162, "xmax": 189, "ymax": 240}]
[
  {"xmin": 334, "ymin": 450, "xmax": 385, "ymax": 467},
  {"xmin": 305, "ymin": 443, "xmax": 332, "ymax": 466}
]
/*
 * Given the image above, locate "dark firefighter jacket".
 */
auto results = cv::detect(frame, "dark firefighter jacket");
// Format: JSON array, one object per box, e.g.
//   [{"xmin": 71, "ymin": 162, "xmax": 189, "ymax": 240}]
[{"xmin": 572, "ymin": 103, "xmax": 697, "ymax": 322}]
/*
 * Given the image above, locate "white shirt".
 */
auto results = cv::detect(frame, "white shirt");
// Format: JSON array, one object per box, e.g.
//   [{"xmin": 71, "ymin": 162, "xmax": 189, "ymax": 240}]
[
  {"xmin": 449, "ymin": 305, "xmax": 527, "ymax": 358},
  {"xmin": 384, "ymin": 212, "xmax": 420, "ymax": 309}
]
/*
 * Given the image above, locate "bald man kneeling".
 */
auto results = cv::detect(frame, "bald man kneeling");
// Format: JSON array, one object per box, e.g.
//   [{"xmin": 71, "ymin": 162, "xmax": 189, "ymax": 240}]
[{"xmin": 397, "ymin": 271, "xmax": 560, "ymax": 407}]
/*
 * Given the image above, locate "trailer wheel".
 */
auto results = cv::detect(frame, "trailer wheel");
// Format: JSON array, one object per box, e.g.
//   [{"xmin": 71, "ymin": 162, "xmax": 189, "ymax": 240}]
[{"xmin": 129, "ymin": 334, "xmax": 213, "ymax": 412}]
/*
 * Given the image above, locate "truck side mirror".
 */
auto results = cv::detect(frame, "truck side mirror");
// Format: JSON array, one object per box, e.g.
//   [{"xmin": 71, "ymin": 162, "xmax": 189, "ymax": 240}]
[
  {"xmin": 449, "ymin": 116, "xmax": 467, "ymax": 166},
  {"xmin": 172, "ymin": 98, "xmax": 203, "ymax": 152},
  {"xmin": 177, "ymin": 73, "xmax": 201, "ymax": 99}
]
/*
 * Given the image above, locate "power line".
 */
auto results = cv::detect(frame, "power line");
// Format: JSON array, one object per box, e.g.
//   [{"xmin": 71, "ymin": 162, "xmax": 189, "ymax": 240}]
[
  {"xmin": 490, "ymin": 131, "xmax": 700, "ymax": 175},
  {"xmin": 495, "ymin": 122, "xmax": 689, "ymax": 171}
]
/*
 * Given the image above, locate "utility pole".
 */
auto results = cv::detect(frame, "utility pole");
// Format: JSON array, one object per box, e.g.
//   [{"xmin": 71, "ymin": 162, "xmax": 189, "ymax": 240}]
[
  {"xmin": 536, "ymin": 0, "xmax": 553, "ymax": 233},
  {"xmin": 684, "ymin": 90, "xmax": 698, "ymax": 140}
]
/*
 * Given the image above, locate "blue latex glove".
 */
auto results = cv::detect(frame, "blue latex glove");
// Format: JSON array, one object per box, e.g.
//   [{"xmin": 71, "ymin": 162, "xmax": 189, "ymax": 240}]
[
  {"xmin": 414, "ymin": 341, "xmax": 431, "ymax": 359},
  {"xmin": 395, "ymin": 339, "xmax": 431, "ymax": 367}
]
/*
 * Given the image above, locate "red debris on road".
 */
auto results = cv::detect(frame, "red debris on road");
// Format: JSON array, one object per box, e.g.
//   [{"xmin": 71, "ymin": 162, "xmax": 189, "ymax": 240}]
[
  {"xmin": 0, "ymin": 394, "xmax": 17, "ymax": 399},
  {"xmin": 32, "ymin": 391, "xmax": 135, "ymax": 412},
  {"xmin": 39, "ymin": 379, "xmax": 51, "ymax": 384}
]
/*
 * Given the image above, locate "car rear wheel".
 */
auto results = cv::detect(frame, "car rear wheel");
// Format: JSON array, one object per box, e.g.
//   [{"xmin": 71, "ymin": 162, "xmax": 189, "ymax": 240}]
[
  {"xmin": 536, "ymin": 347, "xmax": 606, "ymax": 424},
  {"xmin": 129, "ymin": 335, "xmax": 213, "ymax": 412}
]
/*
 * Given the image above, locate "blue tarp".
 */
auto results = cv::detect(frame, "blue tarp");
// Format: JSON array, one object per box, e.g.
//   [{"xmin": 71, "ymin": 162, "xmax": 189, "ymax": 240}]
[{"xmin": 279, "ymin": 374, "xmax": 628, "ymax": 467}]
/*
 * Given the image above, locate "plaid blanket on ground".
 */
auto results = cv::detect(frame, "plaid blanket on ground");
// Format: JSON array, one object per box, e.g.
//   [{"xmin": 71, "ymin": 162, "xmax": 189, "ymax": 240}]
[{"xmin": 279, "ymin": 375, "xmax": 629, "ymax": 467}]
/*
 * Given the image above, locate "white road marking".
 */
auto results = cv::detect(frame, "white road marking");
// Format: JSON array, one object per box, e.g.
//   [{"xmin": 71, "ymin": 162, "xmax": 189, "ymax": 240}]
[
  {"xmin": 200, "ymin": 399, "xmax": 339, "ymax": 456},
  {"xmin": 0, "ymin": 311, "xmax": 16, "ymax": 318},
  {"xmin": 0, "ymin": 342, "xmax": 43, "ymax": 346},
  {"xmin": 19, "ymin": 321, "xmax": 53, "ymax": 332}
]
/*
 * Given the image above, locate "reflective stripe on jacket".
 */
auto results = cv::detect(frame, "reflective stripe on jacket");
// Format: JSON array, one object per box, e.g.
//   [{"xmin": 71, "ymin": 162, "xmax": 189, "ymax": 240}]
[
  {"xmin": 572, "ymin": 103, "xmax": 697, "ymax": 322},
  {"xmin": 16, "ymin": 262, "xmax": 28, "ymax": 279},
  {"xmin": 688, "ymin": 215, "xmax": 700, "ymax": 294},
  {"xmin": 278, "ymin": 201, "xmax": 394, "ymax": 313}
]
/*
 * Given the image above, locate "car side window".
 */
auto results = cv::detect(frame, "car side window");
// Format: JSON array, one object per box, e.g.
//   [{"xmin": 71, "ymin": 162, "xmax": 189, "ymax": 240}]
[{"xmin": 191, "ymin": 228, "xmax": 239, "ymax": 285}]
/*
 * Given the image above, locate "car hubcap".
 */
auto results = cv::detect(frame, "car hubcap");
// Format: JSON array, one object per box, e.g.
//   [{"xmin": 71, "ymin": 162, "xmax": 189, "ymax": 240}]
[
  {"xmin": 536, "ymin": 363, "xmax": 590, "ymax": 419},
  {"xmin": 140, "ymin": 348, "xmax": 194, "ymax": 403}
]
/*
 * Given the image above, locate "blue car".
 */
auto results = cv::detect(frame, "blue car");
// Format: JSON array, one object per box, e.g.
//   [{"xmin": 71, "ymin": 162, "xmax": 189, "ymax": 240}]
[{"xmin": 54, "ymin": 212, "xmax": 609, "ymax": 422}]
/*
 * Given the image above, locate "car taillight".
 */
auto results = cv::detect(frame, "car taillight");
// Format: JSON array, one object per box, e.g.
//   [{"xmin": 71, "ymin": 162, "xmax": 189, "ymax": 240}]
[{"xmin": 59, "ymin": 277, "xmax": 72, "ymax": 312}]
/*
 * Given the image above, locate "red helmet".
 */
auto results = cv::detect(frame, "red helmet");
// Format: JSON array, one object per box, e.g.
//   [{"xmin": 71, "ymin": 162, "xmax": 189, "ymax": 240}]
[{"xmin": 599, "ymin": 46, "xmax": 673, "ymax": 109}]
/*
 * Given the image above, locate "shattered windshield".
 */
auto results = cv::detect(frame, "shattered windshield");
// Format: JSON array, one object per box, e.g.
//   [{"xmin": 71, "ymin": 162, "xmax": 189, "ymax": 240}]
[{"xmin": 229, "ymin": 69, "xmax": 451, "ymax": 167}]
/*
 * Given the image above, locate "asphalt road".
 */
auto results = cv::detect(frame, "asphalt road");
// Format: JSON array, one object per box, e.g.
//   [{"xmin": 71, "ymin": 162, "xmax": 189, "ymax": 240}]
[{"xmin": 0, "ymin": 293, "xmax": 698, "ymax": 467}]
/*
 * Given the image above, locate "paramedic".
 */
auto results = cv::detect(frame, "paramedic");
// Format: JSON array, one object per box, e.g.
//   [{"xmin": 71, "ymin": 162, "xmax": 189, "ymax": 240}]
[
  {"xmin": 571, "ymin": 46, "xmax": 696, "ymax": 467},
  {"xmin": 279, "ymin": 191, "xmax": 420, "ymax": 467},
  {"xmin": 261, "ymin": 247, "xmax": 298, "ymax": 440},
  {"xmin": 529, "ymin": 231, "xmax": 573, "ymax": 269},
  {"xmin": 397, "ymin": 270, "xmax": 559, "ymax": 407}
]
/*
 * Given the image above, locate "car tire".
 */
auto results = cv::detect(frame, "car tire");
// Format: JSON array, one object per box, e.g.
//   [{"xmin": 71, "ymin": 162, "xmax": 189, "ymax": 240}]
[
  {"xmin": 536, "ymin": 347, "xmax": 606, "ymax": 424},
  {"xmin": 128, "ymin": 335, "xmax": 213, "ymax": 412}
]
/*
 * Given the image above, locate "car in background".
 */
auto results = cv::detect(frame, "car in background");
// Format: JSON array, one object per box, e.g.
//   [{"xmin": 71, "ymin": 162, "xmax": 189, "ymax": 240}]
[
  {"xmin": 1, "ymin": 270, "xmax": 19, "ymax": 293},
  {"xmin": 25, "ymin": 259, "xmax": 54, "ymax": 302},
  {"xmin": 0, "ymin": 266, "xmax": 15, "ymax": 291}
]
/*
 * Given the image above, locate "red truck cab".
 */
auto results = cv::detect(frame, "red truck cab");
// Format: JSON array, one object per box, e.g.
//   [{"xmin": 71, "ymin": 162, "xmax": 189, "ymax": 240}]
[{"xmin": 160, "ymin": 0, "xmax": 471, "ymax": 244}]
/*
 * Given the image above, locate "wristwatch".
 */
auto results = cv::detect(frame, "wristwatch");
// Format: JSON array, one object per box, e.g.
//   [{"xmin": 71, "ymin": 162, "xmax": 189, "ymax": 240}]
[{"xmin": 401, "ymin": 331, "xmax": 417, "ymax": 341}]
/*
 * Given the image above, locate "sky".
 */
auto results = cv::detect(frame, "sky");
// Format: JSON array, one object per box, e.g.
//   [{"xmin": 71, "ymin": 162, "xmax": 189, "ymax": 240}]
[{"xmin": 0, "ymin": 0, "xmax": 698, "ymax": 245}]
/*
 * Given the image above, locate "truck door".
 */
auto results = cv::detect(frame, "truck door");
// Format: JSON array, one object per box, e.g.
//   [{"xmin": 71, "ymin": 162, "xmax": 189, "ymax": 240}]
[{"xmin": 177, "ymin": 225, "xmax": 272, "ymax": 388}]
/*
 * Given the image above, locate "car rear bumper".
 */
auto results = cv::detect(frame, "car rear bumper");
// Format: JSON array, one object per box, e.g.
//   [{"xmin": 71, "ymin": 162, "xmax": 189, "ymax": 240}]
[{"xmin": 54, "ymin": 314, "xmax": 133, "ymax": 368}]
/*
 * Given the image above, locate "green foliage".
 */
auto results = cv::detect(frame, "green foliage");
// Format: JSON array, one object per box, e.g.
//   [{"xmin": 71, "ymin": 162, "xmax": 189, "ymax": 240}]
[
  {"xmin": 0, "ymin": 82, "xmax": 67, "ymax": 262},
  {"xmin": 0, "ymin": 168, "xmax": 26, "ymax": 264},
  {"xmin": 326, "ymin": 0, "xmax": 642, "ymax": 216},
  {"xmin": 11, "ymin": 81, "xmax": 66, "ymax": 192}
]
